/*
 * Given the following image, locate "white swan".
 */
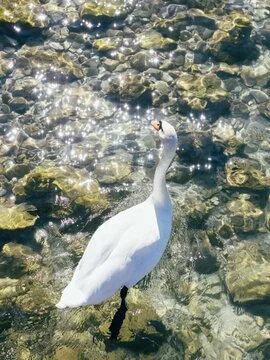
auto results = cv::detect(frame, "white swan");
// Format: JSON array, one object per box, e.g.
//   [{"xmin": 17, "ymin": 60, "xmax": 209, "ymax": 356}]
[{"xmin": 56, "ymin": 120, "xmax": 177, "ymax": 309}]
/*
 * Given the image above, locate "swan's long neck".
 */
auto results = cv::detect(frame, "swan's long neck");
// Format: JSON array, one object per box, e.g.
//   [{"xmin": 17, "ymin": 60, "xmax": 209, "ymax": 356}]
[{"xmin": 152, "ymin": 139, "xmax": 177, "ymax": 206}]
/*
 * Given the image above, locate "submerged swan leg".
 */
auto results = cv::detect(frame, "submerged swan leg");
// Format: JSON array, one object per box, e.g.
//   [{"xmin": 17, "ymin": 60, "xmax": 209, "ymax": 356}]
[{"xmin": 109, "ymin": 286, "xmax": 128, "ymax": 340}]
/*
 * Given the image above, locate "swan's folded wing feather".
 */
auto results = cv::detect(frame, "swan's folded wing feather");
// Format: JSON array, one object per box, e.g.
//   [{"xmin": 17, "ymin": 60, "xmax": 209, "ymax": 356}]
[
  {"xmin": 71, "ymin": 213, "xmax": 160, "ymax": 303},
  {"xmin": 71, "ymin": 200, "xmax": 149, "ymax": 282}
]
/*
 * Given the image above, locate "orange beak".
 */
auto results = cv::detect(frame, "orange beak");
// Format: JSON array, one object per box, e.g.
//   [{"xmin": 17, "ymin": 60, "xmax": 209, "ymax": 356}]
[{"xmin": 151, "ymin": 120, "xmax": 160, "ymax": 131}]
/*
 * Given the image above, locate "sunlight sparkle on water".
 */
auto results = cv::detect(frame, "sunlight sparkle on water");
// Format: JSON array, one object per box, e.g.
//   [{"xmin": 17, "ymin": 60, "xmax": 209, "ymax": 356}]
[
  {"xmin": 13, "ymin": 25, "xmax": 21, "ymax": 33},
  {"xmin": 37, "ymin": 14, "xmax": 47, "ymax": 22}
]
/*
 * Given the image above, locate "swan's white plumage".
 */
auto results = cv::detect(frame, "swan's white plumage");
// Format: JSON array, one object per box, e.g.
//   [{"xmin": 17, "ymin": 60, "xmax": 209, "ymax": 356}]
[{"xmin": 56, "ymin": 120, "xmax": 177, "ymax": 309}]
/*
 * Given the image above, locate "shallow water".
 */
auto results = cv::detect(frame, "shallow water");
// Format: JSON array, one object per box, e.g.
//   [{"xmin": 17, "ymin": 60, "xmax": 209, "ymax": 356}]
[{"xmin": 0, "ymin": 0, "xmax": 270, "ymax": 359}]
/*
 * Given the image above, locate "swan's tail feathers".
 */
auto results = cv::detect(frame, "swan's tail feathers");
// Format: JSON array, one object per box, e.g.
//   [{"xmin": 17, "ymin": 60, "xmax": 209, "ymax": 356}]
[{"xmin": 55, "ymin": 283, "xmax": 86, "ymax": 309}]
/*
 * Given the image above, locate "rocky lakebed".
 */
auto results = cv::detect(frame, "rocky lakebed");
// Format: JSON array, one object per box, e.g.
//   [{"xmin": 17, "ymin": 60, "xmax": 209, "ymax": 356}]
[{"xmin": 0, "ymin": 0, "xmax": 270, "ymax": 359}]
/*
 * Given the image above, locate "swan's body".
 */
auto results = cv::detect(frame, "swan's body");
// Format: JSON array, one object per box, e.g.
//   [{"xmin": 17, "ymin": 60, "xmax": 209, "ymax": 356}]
[{"xmin": 56, "ymin": 120, "xmax": 177, "ymax": 309}]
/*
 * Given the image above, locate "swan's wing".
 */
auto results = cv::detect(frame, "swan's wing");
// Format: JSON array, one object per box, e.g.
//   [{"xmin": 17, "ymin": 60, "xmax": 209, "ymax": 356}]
[
  {"xmin": 71, "ymin": 200, "xmax": 148, "ymax": 282},
  {"xmin": 71, "ymin": 206, "xmax": 160, "ymax": 304},
  {"xmin": 57, "ymin": 200, "xmax": 170, "ymax": 306}
]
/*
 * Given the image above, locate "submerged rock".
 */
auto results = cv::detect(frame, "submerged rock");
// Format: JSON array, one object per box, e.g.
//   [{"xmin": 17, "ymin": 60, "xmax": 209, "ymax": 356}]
[
  {"xmin": 180, "ymin": 190, "xmax": 213, "ymax": 222},
  {"xmin": 13, "ymin": 164, "xmax": 107, "ymax": 213},
  {"xmin": 241, "ymin": 52, "xmax": 270, "ymax": 87},
  {"xmin": 94, "ymin": 151, "xmax": 132, "ymax": 184},
  {"xmin": 0, "ymin": 0, "xmax": 49, "ymax": 28},
  {"xmin": 153, "ymin": 8, "xmax": 216, "ymax": 39},
  {"xmin": 6, "ymin": 77, "xmax": 39, "ymax": 100},
  {"xmin": 164, "ymin": 271, "xmax": 269, "ymax": 359},
  {"xmin": 0, "ymin": 278, "xmax": 20, "ymax": 300},
  {"xmin": 227, "ymin": 194, "xmax": 264, "ymax": 233},
  {"xmin": 226, "ymin": 240, "xmax": 270, "ymax": 303},
  {"xmin": 9, "ymin": 96, "xmax": 31, "ymax": 114},
  {"xmin": 226, "ymin": 157, "xmax": 270, "ymax": 189},
  {"xmin": 2, "ymin": 242, "xmax": 41, "ymax": 273},
  {"xmin": 0, "ymin": 58, "xmax": 14, "ymax": 78},
  {"xmin": 208, "ymin": 12, "xmax": 257, "ymax": 63},
  {"xmin": 52, "ymin": 288, "xmax": 168, "ymax": 357},
  {"xmin": 191, "ymin": 231, "xmax": 219, "ymax": 274},
  {"xmin": 92, "ymin": 36, "xmax": 123, "ymax": 51},
  {"xmin": 259, "ymin": 100, "xmax": 270, "ymax": 120},
  {"xmin": 46, "ymin": 85, "xmax": 115, "ymax": 122},
  {"xmin": 182, "ymin": 0, "xmax": 224, "ymax": 10},
  {"xmin": 212, "ymin": 305, "xmax": 268, "ymax": 355},
  {"xmin": 0, "ymin": 201, "xmax": 38, "ymax": 230},
  {"xmin": 53, "ymin": 346, "xmax": 81, "ymax": 360},
  {"xmin": 136, "ymin": 30, "xmax": 176, "ymax": 50},
  {"xmin": 151, "ymin": 80, "xmax": 170, "ymax": 106},
  {"xmin": 81, "ymin": 0, "xmax": 134, "ymax": 19},
  {"xmin": 130, "ymin": 50, "xmax": 159, "ymax": 71},
  {"xmin": 176, "ymin": 72, "xmax": 228, "ymax": 110},
  {"xmin": 18, "ymin": 46, "xmax": 84, "ymax": 79},
  {"xmin": 98, "ymin": 288, "xmax": 168, "ymax": 346},
  {"xmin": 102, "ymin": 72, "xmax": 151, "ymax": 100},
  {"xmin": 212, "ymin": 122, "xmax": 242, "ymax": 155},
  {"xmin": 15, "ymin": 282, "xmax": 55, "ymax": 315}
]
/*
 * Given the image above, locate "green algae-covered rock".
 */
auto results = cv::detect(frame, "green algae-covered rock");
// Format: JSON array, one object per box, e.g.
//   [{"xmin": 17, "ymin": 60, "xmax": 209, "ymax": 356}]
[
  {"xmin": 180, "ymin": 193, "xmax": 212, "ymax": 221},
  {"xmin": 153, "ymin": 8, "xmax": 216, "ymax": 38},
  {"xmin": 129, "ymin": 51, "xmax": 155, "ymax": 71},
  {"xmin": 227, "ymin": 194, "xmax": 264, "ymax": 233},
  {"xmin": 8, "ymin": 77, "xmax": 39, "ymax": 99},
  {"xmin": 15, "ymin": 283, "xmax": 55, "ymax": 315},
  {"xmin": 18, "ymin": 46, "xmax": 84, "ymax": 79},
  {"xmin": 226, "ymin": 240, "xmax": 270, "ymax": 303},
  {"xmin": 103, "ymin": 58, "xmax": 119, "ymax": 71},
  {"xmin": 13, "ymin": 164, "xmax": 107, "ymax": 213},
  {"xmin": 0, "ymin": 278, "xmax": 19, "ymax": 300},
  {"xmin": 136, "ymin": 30, "xmax": 176, "ymax": 50},
  {"xmin": 176, "ymin": 72, "xmax": 228, "ymax": 110},
  {"xmin": 0, "ymin": 202, "xmax": 38, "ymax": 230},
  {"xmin": 208, "ymin": 12, "xmax": 255, "ymax": 63},
  {"xmin": 0, "ymin": 0, "xmax": 49, "ymax": 28},
  {"xmin": 2, "ymin": 242, "xmax": 41, "ymax": 273},
  {"xmin": 191, "ymin": 231, "xmax": 219, "ymax": 274},
  {"xmin": 212, "ymin": 123, "xmax": 242, "ymax": 156},
  {"xmin": 151, "ymin": 80, "xmax": 170, "ymax": 106},
  {"xmin": 53, "ymin": 346, "xmax": 81, "ymax": 360},
  {"xmin": 92, "ymin": 37, "xmax": 122, "ymax": 51},
  {"xmin": 217, "ymin": 62, "xmax": 241, "ymax": 76},
  {"xmin": 152, "ymin": 12, "xmax": 191, "ymax": 39},
  {"xmin": 94, "ymin": 152, "xmax": 132, "ymax": 184},
  {"xmin": 81, "ymin": 0, "xmax": 134, "ymax": 19},
  {"xmin": 0, "ymin": 58, "xmax": 14, "ymax": 78},
  {"xmin": 226, "ymin": 157, "xmax": 270, "ymax": 189}
]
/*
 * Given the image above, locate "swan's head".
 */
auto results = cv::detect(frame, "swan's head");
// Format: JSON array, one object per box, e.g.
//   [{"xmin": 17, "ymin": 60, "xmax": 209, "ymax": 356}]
[{"xmin": 151, "ymin": 120, "xmax": 177, "ymax": 145}]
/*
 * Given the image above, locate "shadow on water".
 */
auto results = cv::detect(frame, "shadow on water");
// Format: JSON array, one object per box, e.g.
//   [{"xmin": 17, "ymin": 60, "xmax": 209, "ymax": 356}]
[
  {"xmin": 103, "ymin": 323, "xmax": 171, "ymax": 355},
  {"xmin": 242, "ymin": 302, "xmax": 270, "ymax": 318},
  {"xmin": 0, "ymin": 226, "xmax": 41, "ymax": 253},
  {"xmin": 0, "ymin": 21, "xmax": 46, "ymax": 48}
]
